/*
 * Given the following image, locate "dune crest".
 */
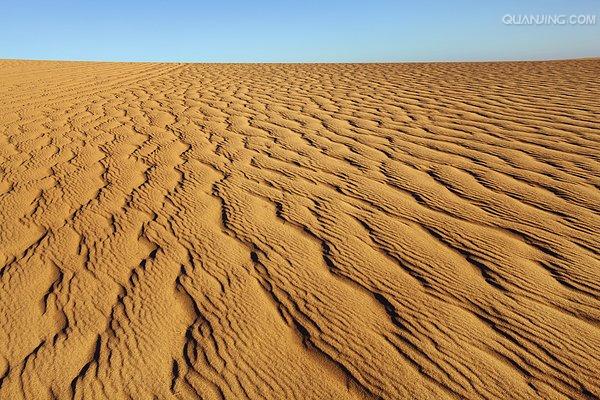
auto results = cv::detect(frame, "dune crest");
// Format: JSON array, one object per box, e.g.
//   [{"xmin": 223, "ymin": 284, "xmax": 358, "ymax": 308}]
[{"xmin": 0, "ymin": 60, "xmax": 598, "ymax": 399}]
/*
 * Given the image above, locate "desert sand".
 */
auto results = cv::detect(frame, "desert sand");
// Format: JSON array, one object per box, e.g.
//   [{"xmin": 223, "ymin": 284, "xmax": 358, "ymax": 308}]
[{"xmin": 0, "ymin": 59, "xmax": 598, "ymax": 399}]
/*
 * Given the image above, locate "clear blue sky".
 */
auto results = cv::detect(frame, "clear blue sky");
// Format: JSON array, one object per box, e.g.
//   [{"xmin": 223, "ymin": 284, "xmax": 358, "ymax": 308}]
[{"xmin": 1, "ymin": 0, "xmax": 599, "ymax": 62}]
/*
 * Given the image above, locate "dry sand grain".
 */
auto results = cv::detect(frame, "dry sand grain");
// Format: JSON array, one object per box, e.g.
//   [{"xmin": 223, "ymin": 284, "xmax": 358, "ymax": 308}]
[{"xmin": 0, "ymin": 59, "xmax": 599, "ymax": 399}]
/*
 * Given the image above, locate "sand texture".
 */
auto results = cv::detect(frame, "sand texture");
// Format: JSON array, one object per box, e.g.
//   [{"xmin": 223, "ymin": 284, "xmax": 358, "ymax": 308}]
[{"xmin": 0, "ymin": 59, "xmax": 599, "ymax": 399}]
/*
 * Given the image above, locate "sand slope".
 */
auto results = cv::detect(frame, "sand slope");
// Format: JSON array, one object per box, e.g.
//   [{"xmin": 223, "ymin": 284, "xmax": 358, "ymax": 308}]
[{"xmin": 0, "ymin": 59, "xmax": 598, "ymax": 399}]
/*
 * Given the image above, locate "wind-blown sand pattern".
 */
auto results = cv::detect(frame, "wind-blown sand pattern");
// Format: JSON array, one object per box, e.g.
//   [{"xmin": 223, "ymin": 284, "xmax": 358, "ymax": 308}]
[{"xmin": 0, "ymin": 59, "xmax": 599, "ymax": 399}]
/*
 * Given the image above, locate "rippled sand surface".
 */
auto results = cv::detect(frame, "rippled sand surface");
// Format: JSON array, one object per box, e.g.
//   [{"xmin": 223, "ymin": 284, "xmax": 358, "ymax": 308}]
[{"xmin": 0, "ymin": 59, "xmax": 599, "ymax": 399}]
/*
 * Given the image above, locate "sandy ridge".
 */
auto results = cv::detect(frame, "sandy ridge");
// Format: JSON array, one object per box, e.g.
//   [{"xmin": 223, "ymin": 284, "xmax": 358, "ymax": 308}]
[{"xmin": 0, "ymin": 60, "xmax": 599, "ymax": 399}]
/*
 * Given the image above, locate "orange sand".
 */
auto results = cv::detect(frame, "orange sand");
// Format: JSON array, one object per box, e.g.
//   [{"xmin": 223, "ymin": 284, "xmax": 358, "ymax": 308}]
[{"xmin": 0, "ymin": 59, "xmax": 598, "ymax": 399}]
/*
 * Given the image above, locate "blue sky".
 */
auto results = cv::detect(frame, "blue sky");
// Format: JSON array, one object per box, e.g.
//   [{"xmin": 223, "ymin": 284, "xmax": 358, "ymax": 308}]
[{"xmin": 1, "ymin": 0, "xmax": 599, "ymax": 62}]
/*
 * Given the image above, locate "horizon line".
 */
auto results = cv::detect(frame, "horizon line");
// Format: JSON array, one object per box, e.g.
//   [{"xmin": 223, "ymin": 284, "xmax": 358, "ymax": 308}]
[{"xmin": 2, "ymin": 56, "xmax": 598, "ymax": 65}]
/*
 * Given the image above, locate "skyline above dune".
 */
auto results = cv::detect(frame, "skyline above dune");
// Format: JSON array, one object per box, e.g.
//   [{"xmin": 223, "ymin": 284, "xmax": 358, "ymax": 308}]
[{"xmin": 1, "ymin": 0, "xmax": 599, "ymax": 62}]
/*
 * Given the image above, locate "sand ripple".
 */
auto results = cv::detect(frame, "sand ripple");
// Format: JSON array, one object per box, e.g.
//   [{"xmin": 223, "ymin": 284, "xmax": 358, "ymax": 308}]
[{"xmin": 0, "ymin": 60, "xmax": 598, "ymax": 399}]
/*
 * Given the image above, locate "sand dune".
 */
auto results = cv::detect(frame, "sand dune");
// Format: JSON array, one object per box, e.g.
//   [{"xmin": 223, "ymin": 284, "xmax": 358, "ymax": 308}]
[{"xmin": 0, "ymin": 59, "xmax": 598, "ymax": 399}]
